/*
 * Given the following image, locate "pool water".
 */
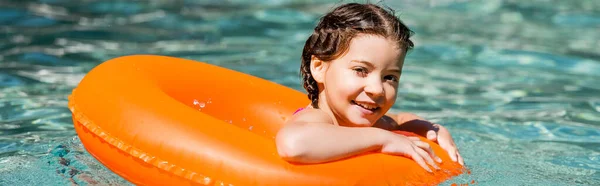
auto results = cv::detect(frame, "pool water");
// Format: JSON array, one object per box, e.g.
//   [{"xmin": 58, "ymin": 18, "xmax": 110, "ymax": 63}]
[{"xmin": 1, "ymin": 0, "xmax": 599, "ymax": 185}]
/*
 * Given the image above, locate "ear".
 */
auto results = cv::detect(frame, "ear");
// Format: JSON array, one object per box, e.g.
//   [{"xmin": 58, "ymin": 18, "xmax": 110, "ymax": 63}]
[{"xmin": 310, "ymin": 55, "xmax": 328, "ymax": 83}]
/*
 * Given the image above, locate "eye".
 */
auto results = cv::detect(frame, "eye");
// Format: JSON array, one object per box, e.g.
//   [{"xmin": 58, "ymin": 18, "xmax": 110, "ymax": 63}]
[
  {"xmin": 353, "ymin": 67, "xmax": 368, "ymax": 77},
  {"xmin": 384, "ymin": 75, "xmax": 399, "ymax": 82}
]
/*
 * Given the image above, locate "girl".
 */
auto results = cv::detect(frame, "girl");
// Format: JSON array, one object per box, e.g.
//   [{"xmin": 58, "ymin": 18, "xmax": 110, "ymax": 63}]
[{"xmin": 275, "ymin": 3, "xmax": 464, "ymax": 172}]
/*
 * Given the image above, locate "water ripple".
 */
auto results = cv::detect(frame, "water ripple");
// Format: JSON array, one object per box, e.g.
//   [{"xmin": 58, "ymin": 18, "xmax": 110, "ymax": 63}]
[{"xmin": 0, "ymin": 0, "xmax": 599, "ymax": 185}]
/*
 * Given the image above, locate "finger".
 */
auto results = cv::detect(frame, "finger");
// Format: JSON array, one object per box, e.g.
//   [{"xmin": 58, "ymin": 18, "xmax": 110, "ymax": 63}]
[
  {"xmin": 457, "ymin": 151, "xmax": 464, "ymax": 165},
  {"xmin": 413, "ymin": 140, "xmax": 442, "ymax": 163},
  {"xmin": 410, "ymin": 151, "xmax": 432, "ymax": 173},
  {"xmin": 447, "ymin": 147, "xmax": 458, "ymax": 162},
  {"xmin": 415, "ymin": 147, "xmax": 440, "ymax": 170},
  {"xmin": 407, "ymin": 136, "xmax": 420, "ymax": 141},
  {"xmin": 426, "ymin": 130, "xmax": 437, "ymax": 142}
]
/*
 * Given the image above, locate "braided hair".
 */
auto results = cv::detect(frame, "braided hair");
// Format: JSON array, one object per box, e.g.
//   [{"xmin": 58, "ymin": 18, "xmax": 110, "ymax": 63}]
[{"xmin": 300, "ymin": 3, "xmax": 414, "ymax": 108}]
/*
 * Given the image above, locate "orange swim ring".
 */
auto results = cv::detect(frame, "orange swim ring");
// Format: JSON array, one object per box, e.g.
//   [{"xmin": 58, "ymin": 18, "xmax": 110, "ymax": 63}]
[{"xmin": 68, "ymin": 55, "xmax": 464, "ymax": 185}]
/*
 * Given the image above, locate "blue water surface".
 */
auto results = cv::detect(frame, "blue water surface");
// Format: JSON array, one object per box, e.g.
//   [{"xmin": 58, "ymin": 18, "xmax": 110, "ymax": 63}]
[{"xmin": 1, "ymin": 0, "xmax": 599, "ymax": 185}]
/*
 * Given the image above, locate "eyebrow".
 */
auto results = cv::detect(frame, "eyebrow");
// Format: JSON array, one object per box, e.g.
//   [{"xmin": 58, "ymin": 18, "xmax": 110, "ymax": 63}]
[
  {"xmin": 350, "ymin": 60, "xmax": 401, "ymax": 74},
  {"xmin": 350, "ymin": 60, "xmax": 375, "ymax": 68}
]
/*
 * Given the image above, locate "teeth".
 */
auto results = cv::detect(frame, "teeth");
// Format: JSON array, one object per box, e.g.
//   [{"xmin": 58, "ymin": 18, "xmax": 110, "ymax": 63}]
[
  {"xmin": 354, "ymin": 101, "xmax": 377, "ymax": 110},
  {"xmin": 360, "ymin": 104, "xmax": 373, "ymax": 109}
]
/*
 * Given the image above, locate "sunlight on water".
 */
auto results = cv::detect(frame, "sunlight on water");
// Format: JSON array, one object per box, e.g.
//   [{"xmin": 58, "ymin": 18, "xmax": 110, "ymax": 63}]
[{"xmin": 1, "ymin": 0, "xmax": 599, "ymax": 185}]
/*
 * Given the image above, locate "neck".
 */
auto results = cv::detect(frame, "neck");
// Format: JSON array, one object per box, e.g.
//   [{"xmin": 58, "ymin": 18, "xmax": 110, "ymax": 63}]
[{"xmin": 317, "ymin": 91, "xmax": 343, "ymax": 126}]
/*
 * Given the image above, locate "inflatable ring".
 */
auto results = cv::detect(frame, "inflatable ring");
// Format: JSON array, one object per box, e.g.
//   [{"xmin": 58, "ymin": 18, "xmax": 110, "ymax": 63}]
[{"xmin": 68, "ymin": 55, "xmax": 464, "ymax": 185}]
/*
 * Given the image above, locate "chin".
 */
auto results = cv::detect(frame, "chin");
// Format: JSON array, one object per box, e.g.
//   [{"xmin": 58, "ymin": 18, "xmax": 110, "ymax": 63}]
[{"xmin": 347, "ymin": 117, "xmax": 376, "ymax": 127}]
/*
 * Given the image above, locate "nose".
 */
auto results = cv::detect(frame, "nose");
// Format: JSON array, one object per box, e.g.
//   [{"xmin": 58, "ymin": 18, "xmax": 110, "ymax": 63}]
[{"xmin": 364, "ymin": 77, "xmax": 384, "ymax": 99}]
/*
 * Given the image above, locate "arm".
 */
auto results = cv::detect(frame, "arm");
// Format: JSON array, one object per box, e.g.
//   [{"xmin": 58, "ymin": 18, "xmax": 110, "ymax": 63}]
[
  {"xmin": 276, "ymin": 110, "xmax": 390, "ymax": 163},
  {"xmin": 275, "ymin": 109, "xmax": 440, "ymax": 171},
  {"xmin": 388, "ymin": 112, "xmax": 439, "ymax": 138}
]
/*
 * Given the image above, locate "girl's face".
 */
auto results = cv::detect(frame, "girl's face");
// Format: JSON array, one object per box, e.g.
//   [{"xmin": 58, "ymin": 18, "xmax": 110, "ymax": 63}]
[{"xmin": 312, "ymin": 34, "xmax": 405, "ymax": 127}]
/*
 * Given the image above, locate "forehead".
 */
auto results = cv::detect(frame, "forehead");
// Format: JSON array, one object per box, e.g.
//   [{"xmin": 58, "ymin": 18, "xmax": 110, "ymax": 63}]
[{"xmin": 339, "ymin": 34, "xmax": 405, "ymax": 67}]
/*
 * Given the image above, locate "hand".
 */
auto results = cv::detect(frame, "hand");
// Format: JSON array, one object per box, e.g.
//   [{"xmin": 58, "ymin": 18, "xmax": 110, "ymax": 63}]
[
  {"xmin": 380, "ymin": 133, "xmax": 442, "ymax": 172},
  {"xmin": 394, "ymin": 113, "xmax": 464, "ymax": 166},
  {"xmin": 426, "ymin": 124, "xmax": 464, "ymax": 165}
]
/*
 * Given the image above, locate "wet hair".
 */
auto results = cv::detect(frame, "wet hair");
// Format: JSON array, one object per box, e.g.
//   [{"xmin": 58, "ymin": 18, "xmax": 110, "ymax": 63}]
[{"xmin": 300, "ymin": 3, "xmax": 414, "ymax": 108}]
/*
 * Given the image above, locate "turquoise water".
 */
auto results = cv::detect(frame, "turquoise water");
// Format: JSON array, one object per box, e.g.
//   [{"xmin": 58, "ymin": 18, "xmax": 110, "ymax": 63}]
[{"xmin": 1, "ymin": 0, "xmax": 599, "ymax": 185}]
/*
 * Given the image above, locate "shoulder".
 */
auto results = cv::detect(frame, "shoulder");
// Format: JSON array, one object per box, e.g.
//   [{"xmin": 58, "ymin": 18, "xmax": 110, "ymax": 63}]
[{"xmin": 286, "ymin": 108, "xmax": 334, "ymax": 125}]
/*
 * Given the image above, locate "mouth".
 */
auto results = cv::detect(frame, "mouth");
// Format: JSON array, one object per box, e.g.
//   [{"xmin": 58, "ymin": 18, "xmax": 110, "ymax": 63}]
[{"xmin": 351, "ymin": 100, "xmax": 380, "ymax": 113}]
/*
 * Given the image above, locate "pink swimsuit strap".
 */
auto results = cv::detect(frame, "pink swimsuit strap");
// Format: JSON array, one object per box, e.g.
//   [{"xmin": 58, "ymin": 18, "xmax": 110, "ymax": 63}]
[{"xmin": 293, "ymin": 107, "xmax": 305, "ymax": 115}]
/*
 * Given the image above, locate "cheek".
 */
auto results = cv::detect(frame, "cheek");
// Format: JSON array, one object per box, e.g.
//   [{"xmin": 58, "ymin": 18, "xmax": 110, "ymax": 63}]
[
  {"xmin": 332, "ymin": 70, "xmax": 357, "ymax": 87},
  {"xmin": 326, "ymin": 71, "xmax": 354, "ymax": 97},
  {"xmin": 342, "ymin": 73, "xmax": 364, "ymax": 93},
  {"xmin": 336, "ymin": 80, "xmax": 358, "ymax": 97},
  {"xmin": 384, "ymin": 84, "xmax": 398, "ymax": 101}
]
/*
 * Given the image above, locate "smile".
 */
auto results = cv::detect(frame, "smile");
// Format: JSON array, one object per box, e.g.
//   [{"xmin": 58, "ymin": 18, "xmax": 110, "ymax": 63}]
[{"xmin": 351, "ymin": 100, "xmax": 380, "ymax": 112}]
